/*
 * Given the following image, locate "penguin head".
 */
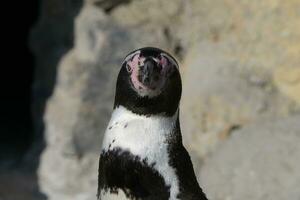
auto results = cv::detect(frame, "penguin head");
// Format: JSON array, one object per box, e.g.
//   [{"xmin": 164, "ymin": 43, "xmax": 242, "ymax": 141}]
[{"xmin": 114, "ymin": 47, "xmax": 182, "ymax": 116}]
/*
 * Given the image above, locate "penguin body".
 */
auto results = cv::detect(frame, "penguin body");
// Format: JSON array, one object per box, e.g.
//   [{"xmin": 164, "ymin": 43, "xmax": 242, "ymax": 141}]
[{"xmin": 98, "ymin": 47, "xmax": 207, "ymax": 200}]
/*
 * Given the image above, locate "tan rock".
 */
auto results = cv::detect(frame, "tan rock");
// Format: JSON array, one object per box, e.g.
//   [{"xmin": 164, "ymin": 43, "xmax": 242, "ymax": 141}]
[
  {"xmin": 274, "ymin": 67, "xmax": 300, "ymax": 105},
  {"xmin": 199, "ymin": 115, "xmax": 300, "ymax": 200},
  {"xmin": 180, "ymin": 42, "xmax": 297, "ymax": 165}
]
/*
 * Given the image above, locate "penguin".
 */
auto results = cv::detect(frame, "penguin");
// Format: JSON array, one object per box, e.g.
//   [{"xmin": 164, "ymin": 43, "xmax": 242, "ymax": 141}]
[{"xmin": 97, "ymin": 47, "xmax": 208, "ymax": 200}]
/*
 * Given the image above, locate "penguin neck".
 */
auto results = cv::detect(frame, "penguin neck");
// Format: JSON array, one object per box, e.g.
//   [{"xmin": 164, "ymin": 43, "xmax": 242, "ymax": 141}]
[
  {"xmin": 113, "ymin": 96, "xmax": 180, "ymax": 117},
  {"xmin": 109, "ymin": 105, "xmax": 180, "ymax": 133},
  {"xmin": 112, "ymin": 104, "xmax": 180, "ymax": 119}
]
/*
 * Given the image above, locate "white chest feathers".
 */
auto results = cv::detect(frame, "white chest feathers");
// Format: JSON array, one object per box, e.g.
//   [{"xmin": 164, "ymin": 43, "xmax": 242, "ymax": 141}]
[
  {"xmin": 101, "ymin": 106, "xmax": 180, "ymax": 200},
  {"xmin": 100, "ymin": 189, "xmax": 131, "ymax": 200}
]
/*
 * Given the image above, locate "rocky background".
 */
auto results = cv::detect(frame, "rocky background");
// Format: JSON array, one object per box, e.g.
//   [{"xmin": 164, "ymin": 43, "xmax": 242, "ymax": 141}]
[{"xmin": 1, "ymin": 0, "xmax": 300, "ymax": 200}]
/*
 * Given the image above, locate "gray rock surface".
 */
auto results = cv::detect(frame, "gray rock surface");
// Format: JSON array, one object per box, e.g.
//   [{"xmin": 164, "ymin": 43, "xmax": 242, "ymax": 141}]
[
  {"xmin": 180, "ymin": 42, "xmax": 297, "ymax": 170},
  {"xmin": 199, "ymin": 115, "xmax": 300, "ymax": 200}
]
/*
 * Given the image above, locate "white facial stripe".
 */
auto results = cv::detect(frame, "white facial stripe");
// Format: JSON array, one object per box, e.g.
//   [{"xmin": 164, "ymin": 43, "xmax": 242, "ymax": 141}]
[
  {"xmin": 160, "ymin": 53, "xmax": 178, "ymax": 68},
  {"xmin": 123, "ymin": 50, "xmax": 141, "ymax": 65},
  {"xmin": 151, "ymin": 57, "xmax": 159, "ymax": 63},
  {"xmin": 127, "ymin": 54, "xmax": 151, "ymax": 95},
  {"xmin": 123, "ymin": 51, "xmax": 178, "ymax": 68},
  {"xmin": 102, "ymin": 106, "xmax": 180, "ymax": 200}
]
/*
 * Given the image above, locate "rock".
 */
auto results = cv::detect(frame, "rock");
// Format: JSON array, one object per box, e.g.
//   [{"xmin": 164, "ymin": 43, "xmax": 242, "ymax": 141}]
[
  {"xmin": 37, "ymin": 4, "xmax": 122, "ymax": 199},
  {"xmin": 177, "ymin": 0, "xmax": 300, "ymax": 171},
  {"xmin": 180, "ymin": 42, "xmax": 297, "ymax": 166},
  {"xmin": 37, "ymin": 2, "xmax": 174, "ymax": 199},
  {"xmin": 274, "ymin": 67, "xmax": 300, "ymax": 105},
  {"xmin": 199, "ymin": 115, "xmax": 300, "ymax": 200}
]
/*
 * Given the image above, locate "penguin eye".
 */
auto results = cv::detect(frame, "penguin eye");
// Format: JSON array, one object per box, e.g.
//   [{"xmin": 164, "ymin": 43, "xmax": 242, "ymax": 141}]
[{"xmin": 126, "ymin": 64, "xmax": 132, "ymax": 73}]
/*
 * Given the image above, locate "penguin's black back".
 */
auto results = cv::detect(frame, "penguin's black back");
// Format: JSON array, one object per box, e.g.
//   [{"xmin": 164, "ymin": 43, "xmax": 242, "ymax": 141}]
[{"xmin": 167, "ymin": 119, "xmax": 208, "ymax": 200}]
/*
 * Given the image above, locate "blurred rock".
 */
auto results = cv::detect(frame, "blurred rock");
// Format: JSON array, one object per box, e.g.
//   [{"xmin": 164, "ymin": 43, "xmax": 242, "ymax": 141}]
[
  {"xmin": 199, "ymin": 115, "xmax": 300, "ymax": 200},
  {"xmin": 0, "ymin": 171, "xmax": 46, "ymax": 200},
  {"xmin": 37, "ymin": 4, "xmax": 121, "ymax": 200},
  {"xmin": 176, "ymin": 0, "xmax": 300, "ymax": 168},
  {"xmin": 180, "ymin": 42, "xmax": 298, "ymax": 168},
  {"xmin": 28, "ymin": 0, "xmax": 83, "ymax": 169},
  {"xmin": 38, "ymin": 2, "xmax": 174, "ymax": 199},
  {"xmin": 274, "ymin": 67, "xmax": 300, "ymax": 105}
]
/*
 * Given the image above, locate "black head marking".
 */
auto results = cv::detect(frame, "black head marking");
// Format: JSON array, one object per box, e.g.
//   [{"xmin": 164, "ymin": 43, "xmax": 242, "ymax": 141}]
[{"xmin": 114, "ymin": 47, "xmax": 182, "ymax": 117}]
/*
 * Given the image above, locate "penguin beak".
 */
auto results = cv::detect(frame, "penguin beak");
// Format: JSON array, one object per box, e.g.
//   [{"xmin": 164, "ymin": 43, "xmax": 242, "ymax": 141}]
[{"xmin": 138, "ymin": 58, "xmax": 162, "ymax": 89}]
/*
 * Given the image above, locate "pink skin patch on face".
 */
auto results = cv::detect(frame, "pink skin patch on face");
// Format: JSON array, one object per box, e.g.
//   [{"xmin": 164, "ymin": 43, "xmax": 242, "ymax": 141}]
[
  {"xmin": 159, "ymin": 55, "xmax": 174, "ymax": 77},
  {"xmin": 126, "ymin": 53, "xmax": 174, "ymax": 97},
  {"xmin": 127, "ymin": 53, "xmax": 146, "ymax": 91}
]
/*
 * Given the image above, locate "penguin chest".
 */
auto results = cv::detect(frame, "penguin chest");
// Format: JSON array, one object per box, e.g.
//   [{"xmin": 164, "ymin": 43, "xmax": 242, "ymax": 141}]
[
  {"xmin": 99, "ymin": 106, "xmax": 180, "ymax": 200},
  {"xmin": 101, "ymin": 106, "xmax": 176, "ymax": 165},
  {"xmin": 103, "ymin": 120, "xmax": 166, "ymax": 159}
]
